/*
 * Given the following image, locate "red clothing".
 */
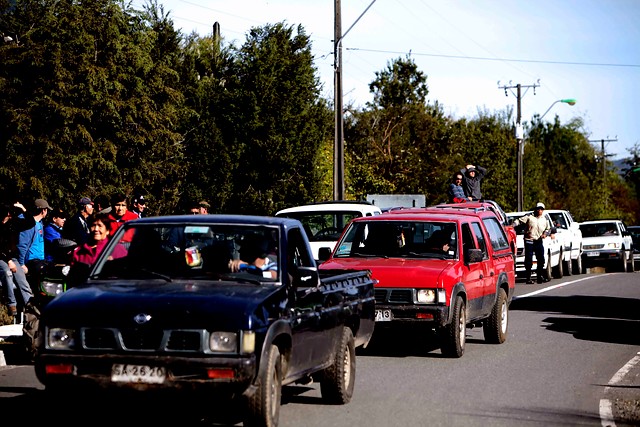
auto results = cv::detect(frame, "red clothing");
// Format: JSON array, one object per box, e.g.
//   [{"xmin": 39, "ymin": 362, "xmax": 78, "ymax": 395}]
[
  {"xmin": 108, "ymin": 210, "xmax": 138, "ymax": 242},
  {"xmin": 72, "ymin": 238, "xmax": 127, "ymax": 267}
]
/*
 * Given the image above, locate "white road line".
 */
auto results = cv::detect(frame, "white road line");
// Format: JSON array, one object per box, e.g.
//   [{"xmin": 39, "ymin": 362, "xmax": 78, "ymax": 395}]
[{"xmin": 512, "ymin": 274, "xmax": 608, "ymax": 300}]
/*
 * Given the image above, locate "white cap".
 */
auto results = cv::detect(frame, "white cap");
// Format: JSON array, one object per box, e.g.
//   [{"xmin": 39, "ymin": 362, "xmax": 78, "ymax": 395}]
[{"xmin": 536, "ymin": 202, "xmax": 545, "ymax": 209}]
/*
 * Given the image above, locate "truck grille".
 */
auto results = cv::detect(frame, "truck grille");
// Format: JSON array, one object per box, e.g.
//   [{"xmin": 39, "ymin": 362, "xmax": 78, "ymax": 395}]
[
  {"xmin": 375, "ymin": 288, "xmax": 414, "ymax": 304},
  {"xmin": 82, "ymin": 328, "xmax": 204, "ymax": 352}
]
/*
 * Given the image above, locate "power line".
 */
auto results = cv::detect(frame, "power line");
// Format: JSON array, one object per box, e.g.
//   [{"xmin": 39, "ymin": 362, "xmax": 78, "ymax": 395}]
[{"xmin": 347, "ymin": 48, "xmax": 640, "ymax": 68}]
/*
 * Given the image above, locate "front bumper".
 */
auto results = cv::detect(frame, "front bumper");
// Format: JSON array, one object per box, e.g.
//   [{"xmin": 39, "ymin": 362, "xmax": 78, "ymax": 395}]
[
  {"xmin": 35, "ymin": 352, "xmax": 257, "ymax": 394},
  {"xmin": 375, "ymin": 304, "xmax": 449, "ymax": 328},
  {"xmin": 582, "ymin": 249, "xmax": 622, "ymax": 264}
]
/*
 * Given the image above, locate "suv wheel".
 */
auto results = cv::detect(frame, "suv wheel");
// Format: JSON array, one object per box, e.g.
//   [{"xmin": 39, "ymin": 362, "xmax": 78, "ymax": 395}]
[
  {"xmin": 440, "ymin": 296, "xmax": 466, "ymax": 358},
  {"xmin": 483, "ymin": 288, "xmax": 508, "ymax": 344}
]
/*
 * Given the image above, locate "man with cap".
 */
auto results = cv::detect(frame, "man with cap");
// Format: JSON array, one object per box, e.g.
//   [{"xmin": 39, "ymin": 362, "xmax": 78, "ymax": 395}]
[
  {"xmin": 512, "ymin": 202, "xmax": 555, "ymax": 284},
  {"xmin": 131, "ymin": 194, "xmax": 147, "ymax": 218},
  {"xmin": 63, "ymin": 196, "xmax": 94, "ymax": 246},
  {"xmin": 16, "ymin": 198, "xmax": 52, "ymax": 292},
  {"xmin": 460, "ymin": 164, "xmax": 487, "ymax": 201}
]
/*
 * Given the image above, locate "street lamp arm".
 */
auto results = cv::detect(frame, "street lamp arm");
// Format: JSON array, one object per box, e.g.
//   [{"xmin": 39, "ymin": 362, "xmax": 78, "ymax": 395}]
[{"xmin": 540, "ymin": 98, "xmax": 577, "ymax": 120}]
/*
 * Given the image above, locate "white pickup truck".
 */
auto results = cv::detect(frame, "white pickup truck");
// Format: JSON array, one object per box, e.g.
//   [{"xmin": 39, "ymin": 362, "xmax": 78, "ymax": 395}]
[
  {"xmin": 275, "ymin": 201, "xmax": 382, "ymax": 261},
  {"xmin": 545, "ymin": 209, "xmax": 584, "ymax": 275}
]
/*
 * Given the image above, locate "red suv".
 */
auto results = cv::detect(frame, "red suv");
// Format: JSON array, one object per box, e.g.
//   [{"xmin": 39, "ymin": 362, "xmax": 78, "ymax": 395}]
[{"xmin": 319, "ymin": 207, "xmax": 516, "ymax": 358}]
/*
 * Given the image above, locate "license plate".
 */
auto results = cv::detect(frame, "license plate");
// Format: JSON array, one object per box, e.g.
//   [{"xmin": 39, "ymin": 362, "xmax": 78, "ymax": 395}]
[
  {"xmin": 587, "ymin": 252, "xmax": 600, "ymax": 257},
  {"xmin": 375, "ymin": 309, "xmax": 393, "ymax": 322},
  {"xmin": 111, "ymin": 364, "xmax": 166, "ymax": 384}
]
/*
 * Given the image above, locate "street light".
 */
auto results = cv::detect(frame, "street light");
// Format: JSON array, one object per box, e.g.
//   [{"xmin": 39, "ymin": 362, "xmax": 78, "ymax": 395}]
[
  {"xmin": 540, "ymin": 98, "xmax": 576, "ymax": 120},
  {"xmin": 516, "ymin": 98, "xmax": 576, "ymax": 211}
]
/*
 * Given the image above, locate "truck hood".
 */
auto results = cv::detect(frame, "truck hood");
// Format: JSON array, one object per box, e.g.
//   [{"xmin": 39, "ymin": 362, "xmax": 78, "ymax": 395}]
[
  {"xmin": 42, "ymin": 280, "xmax": 285, "ymax": 331},
  {"xmin": 320, "ymin": 258, "xmax": 451, "ymax": 288}
]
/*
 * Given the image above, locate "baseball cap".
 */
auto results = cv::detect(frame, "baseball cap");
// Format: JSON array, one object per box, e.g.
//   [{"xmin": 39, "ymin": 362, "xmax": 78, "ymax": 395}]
[
  {"xmin": 134, "ymin": 194, "xmax": 146, "ymax": 204},
  {"xmin": 535, "ymin": 202, "xmax": 545, "ymax": 210},
  {"xmin": 199, "ymin": 200, "xmax": 210, "ymax": 209},
  {"xmin": 78, "ymin": 197, "xmax": 93, "ymax": 206},
  {"xmin": 34, "ymin": 199, "xmax": 52, "ymax": 210}
]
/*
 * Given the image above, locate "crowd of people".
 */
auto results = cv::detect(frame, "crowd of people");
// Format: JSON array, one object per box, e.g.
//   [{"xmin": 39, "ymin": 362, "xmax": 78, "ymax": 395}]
[{"xmin": 0, "ymin": 191, "xmax": 212, "ymax": 319}]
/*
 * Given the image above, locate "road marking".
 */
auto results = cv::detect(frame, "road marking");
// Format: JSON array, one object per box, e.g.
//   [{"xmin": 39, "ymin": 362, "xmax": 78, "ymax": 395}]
[
  {"xmin": 513, "ymin": 274, "xmax": 609, "ymax": 300},
  {"xmin": 600, "ymin": 354, "xmax": 640, "ymax": 427}
]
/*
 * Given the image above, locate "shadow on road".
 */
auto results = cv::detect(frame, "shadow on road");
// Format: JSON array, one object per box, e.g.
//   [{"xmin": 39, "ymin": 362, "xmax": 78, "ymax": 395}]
[{"xmin": 510, "ymin": 294, "xmax": 640, "ymax": 345}]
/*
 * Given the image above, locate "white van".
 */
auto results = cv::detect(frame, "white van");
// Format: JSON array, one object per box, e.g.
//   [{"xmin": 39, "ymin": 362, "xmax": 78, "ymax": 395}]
[{"xmin": 275, "ymin": 201, "xmax": 382, "ymax": 261}]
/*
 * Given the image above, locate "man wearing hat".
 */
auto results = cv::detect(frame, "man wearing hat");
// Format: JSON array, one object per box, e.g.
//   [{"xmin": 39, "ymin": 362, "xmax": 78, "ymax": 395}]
[
  {"xmin": 63, "ymin": 197, "xmax": 94, "ymax": 246},
  {"xmin": 460, "ymin": 164, "xmax": 487, "ymax": 201},
  {"xmin": 512, "ymin": 202, "xmax": 555, "ymax": 284},
  {"xmin": 16, "ymin": 199, "xmax": 52, "ymax": 292},
  {"xmin": 131, "ymin": 194, "xmax": 147, "ymax": 218}
]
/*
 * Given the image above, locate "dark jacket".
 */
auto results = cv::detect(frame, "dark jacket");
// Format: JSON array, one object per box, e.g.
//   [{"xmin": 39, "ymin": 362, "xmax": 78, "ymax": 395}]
[
  {"xmin": 63, "ymin": 212, "xmax": 90, "ymax": 246},
  {"xmin": 460, "ymin": 165, "xmax": 487, "ymax": 200}
]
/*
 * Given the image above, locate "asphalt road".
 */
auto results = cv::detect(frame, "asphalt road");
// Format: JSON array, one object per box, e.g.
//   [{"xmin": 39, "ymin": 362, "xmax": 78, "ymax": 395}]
[{"xmin": 0, "ymin": 271, "xmax": 638, "ymax": 426}]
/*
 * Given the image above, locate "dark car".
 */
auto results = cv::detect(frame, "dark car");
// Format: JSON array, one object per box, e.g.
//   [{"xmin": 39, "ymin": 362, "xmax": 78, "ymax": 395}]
[{"xmin": 35, "ymin": 215, "xmax": 375, "ymax": 426}]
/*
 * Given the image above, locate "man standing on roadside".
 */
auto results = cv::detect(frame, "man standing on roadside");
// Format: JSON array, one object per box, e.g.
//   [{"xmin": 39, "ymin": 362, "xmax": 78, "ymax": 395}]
[
  {"xmin": 131, "ymin": 194, "xmax": 147, "ymax": 218},
  {"xmin": 512, "ymin": 202, "xmax": 555, "ymax": 284}
]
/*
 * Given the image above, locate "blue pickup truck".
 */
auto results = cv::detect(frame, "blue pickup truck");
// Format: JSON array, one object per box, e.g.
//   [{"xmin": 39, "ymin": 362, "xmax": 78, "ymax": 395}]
[{"xmin": 34, "ymin": 215, "xmax": 375, "ymax": 427}]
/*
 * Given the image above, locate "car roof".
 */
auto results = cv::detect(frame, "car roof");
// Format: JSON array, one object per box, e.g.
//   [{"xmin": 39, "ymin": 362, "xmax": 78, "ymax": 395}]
[
  {"xmin": 275, "ymin": 201, "xmax": 381, "ymax": 215},
  {"xmin": 127, "ymin": 214, "xmax": 300, "ymax": 229},
  {"xmin": 373, "ymin": 207, "xmax": 496, "ymax": 222},
  {"xmin": 579, "ymin": 219, "xmax": 623, "ymax": 224}
]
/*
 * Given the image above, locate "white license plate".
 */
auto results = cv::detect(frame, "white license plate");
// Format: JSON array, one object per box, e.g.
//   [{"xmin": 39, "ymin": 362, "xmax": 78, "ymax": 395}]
[
  {"xmin": 111, "ymin": 364, "xmax": 166, "ymax": 384},
  {"xmin": 375, "ymin": 309, "xmax": 393, "ymax": 322},
  {"xmin": 587, "ymin": 252, "xmax": 600, "ymax": 257}
]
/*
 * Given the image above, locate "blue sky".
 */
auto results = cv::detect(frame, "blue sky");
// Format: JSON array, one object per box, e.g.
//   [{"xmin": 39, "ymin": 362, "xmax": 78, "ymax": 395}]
[{"xmin": 142, "ymin": 0, "xmax": 640, "ymax": 161}]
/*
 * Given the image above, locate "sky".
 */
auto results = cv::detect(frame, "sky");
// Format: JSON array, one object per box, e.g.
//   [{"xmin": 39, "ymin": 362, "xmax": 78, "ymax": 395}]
[{"xmin": 134, "ymin": 0, "xmax": 640, "ymax": 160}]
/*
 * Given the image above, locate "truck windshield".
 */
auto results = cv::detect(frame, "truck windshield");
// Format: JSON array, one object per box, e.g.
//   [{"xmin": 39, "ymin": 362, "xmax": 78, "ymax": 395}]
[
  {"xmin": 333, "ymin": 220, "xmax": 457, "ymax": 259},
  {"xmin": 90, "ymin": 223, "xmax": 280, "ymax": 282}
]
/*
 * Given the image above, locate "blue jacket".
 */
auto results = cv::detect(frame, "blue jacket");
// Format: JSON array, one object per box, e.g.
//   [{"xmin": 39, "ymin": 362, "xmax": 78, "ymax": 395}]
[{"xmin": 17, "ymin": 220, "xmax": 45, "ymax": 265}]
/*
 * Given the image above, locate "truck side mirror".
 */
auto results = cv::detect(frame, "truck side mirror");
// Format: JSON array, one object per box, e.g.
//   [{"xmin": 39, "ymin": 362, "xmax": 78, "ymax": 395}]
[
  {"xmin": 466, "ymin": 248, "xmax": 483, "ymax": 264},
  {"xmin": 318, "ymin": 247, "xmax": 332, "ymax": 261}
]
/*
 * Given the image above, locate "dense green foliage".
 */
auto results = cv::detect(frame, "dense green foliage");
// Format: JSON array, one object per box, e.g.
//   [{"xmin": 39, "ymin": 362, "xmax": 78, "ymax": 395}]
[{"xmin": 1, "ymin": 0, "xmax": 637, "ymax": 224}]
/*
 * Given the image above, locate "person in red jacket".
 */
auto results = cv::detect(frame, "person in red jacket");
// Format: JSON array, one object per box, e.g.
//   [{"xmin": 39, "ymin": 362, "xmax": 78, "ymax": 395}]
[{"xmin": 107, "ymin": 192, "xmax": 138, "ymax": 241}]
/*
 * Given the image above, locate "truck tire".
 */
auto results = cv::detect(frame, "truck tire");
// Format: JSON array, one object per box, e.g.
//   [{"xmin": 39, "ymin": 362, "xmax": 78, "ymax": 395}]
[
  {"xmin": 440, "ymin": 296, "xmax": 466, "ymax": 358},
  {"xmin": 245, "ymin": 344, "xmax": 282, "ymax": 427},
  {"xmin": 320, "ymin": 326, "xmax": 355, "ymax": 404},
  {"xmin": 545, "ymin": 251, "xmax": 553, "ymax": 280},
  {"xmin": 619, "ymin": 250, "xmax": 628, "ymax": 273},
  {"xmin": 483, "ymin": 288, "xmax": 508, "ymax": 344},
  {"xmin": 562, "ymin": 248, "xmax": 572, "ymax": 276},
  {"xmin": 572, "ymin": 251, "xmax": 583, "ymax": 275},
  {"xmin": 627, "ymin": 249, "xmax": 635, "ymax": 272},
  {"xmin": 553, "ymin": 249, "xmax": 564, "ymax": 279}
]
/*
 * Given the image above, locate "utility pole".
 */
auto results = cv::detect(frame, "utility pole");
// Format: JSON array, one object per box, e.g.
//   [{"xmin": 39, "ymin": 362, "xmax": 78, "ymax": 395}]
[
  {"xmin": 588, "ymin": 137, "xmax": 617, "ymax": 209},
  {"xmin": 498, "ymin": 81, "xmax": 540, "ymax": 211},
  {"xmin": 333, "ymin": 0, "xmax": 344, "ymax": 201}
]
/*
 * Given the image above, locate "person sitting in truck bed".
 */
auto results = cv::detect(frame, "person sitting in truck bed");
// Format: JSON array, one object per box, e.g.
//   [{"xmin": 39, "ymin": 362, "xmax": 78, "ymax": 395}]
[{"xmin": 229, "ymin": 233, "xmax": 278, "ymax": 279}]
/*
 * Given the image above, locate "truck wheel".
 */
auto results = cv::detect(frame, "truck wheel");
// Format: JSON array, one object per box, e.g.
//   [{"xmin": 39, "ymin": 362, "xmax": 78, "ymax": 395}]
[
  {"xmin": 619, "ymin": 250, "xmax": 628, "ymax": 272},
  {"xmin": 483, "ymin": 288, "xmax": 508, "ymax": 344},
  {"xmin": 627, "ymin": 250, "xmax": 635, "ymax": 272},
  {"xmin": 553, "ymin": 249, "xmax": 563, "ymax": 278},
  {"xmin": 440, "ymin": 296, "xmax": 466, "ymax": 358},
  {"xmin": 320, "ymin": 326, "xmax": 355, "ymax": 404},
  {"xmin": 572, "ymin": 252, "xmax": 583, "ymax": 275},
  {"xmin": 545, "ymin": 251, "xmax": 553, "ymax": 280},
  {"xmin": 245, "ymin": 344, "xmax": 282, "ymax": 427},
  {"xmin": 563, "ymin": 250, "xmax": 572, "ymax": 276}
]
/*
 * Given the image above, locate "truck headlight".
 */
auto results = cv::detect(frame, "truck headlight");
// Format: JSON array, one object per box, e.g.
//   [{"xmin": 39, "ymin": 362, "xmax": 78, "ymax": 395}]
[
  {"xmin": 209, "ymin": 332, "xmax": 237, "ymax": 353},
  {"xmin": 41, "ymin": 280, "xmax": 65, "ymax": 297},
  {"xmin": 416, "ymin": 289, "xmax": 445, "ymax": 304},
  {"xmin": 47, "ymin": 328, "xmax": 76, "ymax": 349},
  {"xmin": 606, "ymin": 242, "xmax": 621, "ymax": 249}
]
